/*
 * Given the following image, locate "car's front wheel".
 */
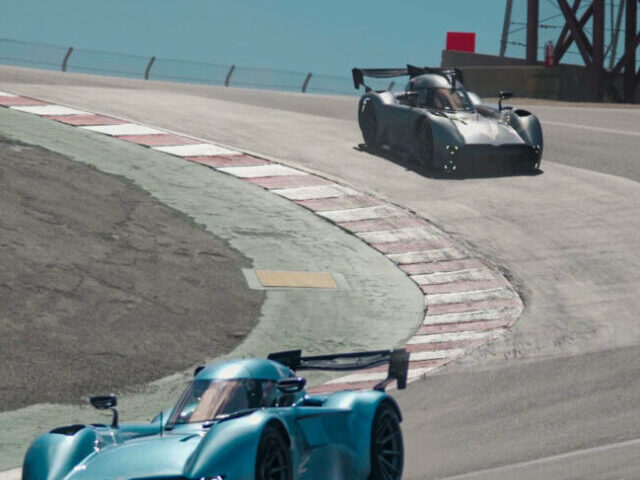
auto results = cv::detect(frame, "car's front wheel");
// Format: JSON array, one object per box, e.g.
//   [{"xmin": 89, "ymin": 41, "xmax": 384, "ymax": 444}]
[
  {"xmin": 255, "ymin": 424, "xmax": 291, "ymax": 480},
  {"xmin": 369, "ymin": 402, "xmax": 404, "ymax": 480}
]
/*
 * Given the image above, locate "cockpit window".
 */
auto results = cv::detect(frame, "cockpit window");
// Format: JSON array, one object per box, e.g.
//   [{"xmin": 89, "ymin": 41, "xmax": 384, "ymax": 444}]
[
  {"xmin": 418, "ymin": 87, "xmax": 474, "ymax": 112},
  {"xmin": 168, "ymin": 379, "xmax": 278, "ymax": 425}
]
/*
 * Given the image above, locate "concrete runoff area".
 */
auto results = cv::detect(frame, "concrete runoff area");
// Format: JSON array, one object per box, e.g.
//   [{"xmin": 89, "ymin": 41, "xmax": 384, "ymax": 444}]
[
  {"xmin": 0, "ymin": 134, "xmax": 262, "ymax": 411},
  {"xmin": 2, "ymin": 67, "xmax": 640, "ymax": 477},
  {"xmin": 0, "ymin": 107, "xmax": 424, "ymax": 469}
]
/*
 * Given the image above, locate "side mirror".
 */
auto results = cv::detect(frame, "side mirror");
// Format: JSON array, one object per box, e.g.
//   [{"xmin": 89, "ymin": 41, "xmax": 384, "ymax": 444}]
[
  {"xmin": 90, "ymin": 395, "xmax": 117, "ymax": 410},
  {"xmin": 498, "ymin": 91, "xmax": 513, "ymax": 111},
  {"xmin": 90, "ymin": 395, "xmax": 119, "ymax": 428},
  {"xmin": 277, "ymin": 377, "xmax": 306, "ymax": 394}
]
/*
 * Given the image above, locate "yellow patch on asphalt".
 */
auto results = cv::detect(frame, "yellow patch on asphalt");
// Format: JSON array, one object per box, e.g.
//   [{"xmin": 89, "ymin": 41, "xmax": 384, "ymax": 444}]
[{"xmin": 255, "ymin": 270, "xmax": 337, "ymax": 289}]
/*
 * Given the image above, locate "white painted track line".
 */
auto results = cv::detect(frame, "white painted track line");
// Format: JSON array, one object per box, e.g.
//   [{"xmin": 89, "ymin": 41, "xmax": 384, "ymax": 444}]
[
  {"xmin": 357, "ymin": 227, "xmax": 442, "ymax": 244},
  {"xmin": 407, "ymin": 329, "xmax": 505, "ymax": 344},
  {"xmin": 412, "ymin": 269, "xmax": 495, "ymax": 285},
  {"xmin": 386, "ymin": 248, "xmax": 467, "ymax": 264},
  {"xmin": 436, "ymin": 435, "xmax": 640, "ymax": 480},
  {"xmin": 543, "ymin": 120, "xmax": 640, "ymax": 138},
  {"xmin": 10, "ymin": 105, "xmax": 88, "ymax": 116},
  {"xmin": 425, "ymin": 288, "xmax": 515, "ymax": 306},
  {"xmin": 154, "ymin": 143, "xmax": 240, "ymax": 157},
  {"xmin": 409, "ymin": 348, "xmax": 468, "ymax": 361},
  {"xmin": 318, "ymin": 205, "xmax": 404, "ymax": 222},
  {"xmin": 82, "ymin": 123, "xmax": 164, "ymax": 136},
  {"xmin": 424, "ymin": 308, "xmax": 518, "ymax": 325},
  {"xmin": 272, "ymin": 185, "xmax": 357, "ymax": 200},
  {"xmin": 218, "ymin": 164, "xmax": 306, "ymax": 178},
  {"xmin": 0, "ymin": 91, "xmax": 17, "ymax": 97}
]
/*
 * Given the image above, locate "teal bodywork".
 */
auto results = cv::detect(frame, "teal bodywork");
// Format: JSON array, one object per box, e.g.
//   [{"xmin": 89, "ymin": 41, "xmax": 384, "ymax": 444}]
[{"xmin": 22, "ymin": 358, "xmax": 401, "ymax": 480}]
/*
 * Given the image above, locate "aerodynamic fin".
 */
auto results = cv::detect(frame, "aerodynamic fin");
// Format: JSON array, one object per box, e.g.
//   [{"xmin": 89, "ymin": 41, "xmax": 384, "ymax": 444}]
[
  {"xmin": 267, "ymin": 348, "xmax": 410, "ymax": 390},
  {"xmin": 352, "ymin": 68, "xmax": 409, "ymax": 90},
  {"xmin": 352, "ymin": 65, "xmax": 464, "ymax": 91}
]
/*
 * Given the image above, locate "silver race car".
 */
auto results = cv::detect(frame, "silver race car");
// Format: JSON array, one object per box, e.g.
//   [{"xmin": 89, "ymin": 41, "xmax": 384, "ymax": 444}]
[{"xmin": 353, "ymin": 65, "xmax": 543, "ymax": 175}]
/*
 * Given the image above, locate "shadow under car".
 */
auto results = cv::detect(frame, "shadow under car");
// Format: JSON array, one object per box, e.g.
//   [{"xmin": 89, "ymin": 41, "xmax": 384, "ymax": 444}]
[{"xmin": 355, "ymin": 144, "xmax": 543, "ymax": 180}]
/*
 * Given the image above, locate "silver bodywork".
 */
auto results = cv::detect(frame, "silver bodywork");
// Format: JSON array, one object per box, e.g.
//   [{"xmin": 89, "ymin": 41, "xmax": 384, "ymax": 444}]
[{"xmin": 357, "ymin": 73, "xmax": 543, "ymax": 175}]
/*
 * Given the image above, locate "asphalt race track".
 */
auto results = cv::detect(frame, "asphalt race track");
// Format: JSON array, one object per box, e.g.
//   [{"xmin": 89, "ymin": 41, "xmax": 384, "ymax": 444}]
[{"xmin": 1, "ymin": 65, "xmax": 640, "ymax": 479}]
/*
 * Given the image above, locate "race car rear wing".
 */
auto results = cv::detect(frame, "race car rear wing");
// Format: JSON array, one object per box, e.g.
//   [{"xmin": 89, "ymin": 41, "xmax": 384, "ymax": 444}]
[
  {"xmin": 267, "ymin": 348, "xmax": 410, "ymax": 390},
  {"xmin": 352, "ymin": 65, "xmax": 464, "ymax": 91}
]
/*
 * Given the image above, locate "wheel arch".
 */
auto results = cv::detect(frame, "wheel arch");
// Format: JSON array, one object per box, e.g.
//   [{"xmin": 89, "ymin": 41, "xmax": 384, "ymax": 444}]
[
  {"xmin": 367, "ymin": 397, "xmax": 404, "ymax": 480},
  {"xmin": 426, "ymin": 112, "xmax": 466, "ymax": 170},
  {"xmin": 22, "ymin": 427, "xmax": 99, "ymax": 480},
  {"xmin": 323, "ymin": 389, "xmax": 401, "ymax": 422},
  {"xmin": 508, "ymin": 109, "xmax": 543, "ymax": 151},
  {"xmin": 358, "ymin": 92, "xmax": 385, "ymax": 114},
  {"xmin": 378, "ymin": 396, "xmax": 402, "ymax": 423},
  {"xmin": 321, "ymin": 390, "xmax": 404, "ymax": 478},
  {"xmin": 264, "ymin": 418, "xmax": 291, "ymax": 447},
  {"xmin": 358, "ymin": 93, "xmax": 385, "ymax": 149},
  {"xmin": 185, "ymin": 411, "xmax": 276, "ymax": 480}
]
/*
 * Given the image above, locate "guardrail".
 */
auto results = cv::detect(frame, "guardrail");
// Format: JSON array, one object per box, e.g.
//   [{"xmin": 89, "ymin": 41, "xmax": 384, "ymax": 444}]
[{"xmin": 0, "ymin": 37, "xmax": 395, "ymax": 95}]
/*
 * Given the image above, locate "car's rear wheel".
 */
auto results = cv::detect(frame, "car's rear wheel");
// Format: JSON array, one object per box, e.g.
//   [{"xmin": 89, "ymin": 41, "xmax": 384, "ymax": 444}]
[
  {"xmin": 415, "ymin": 121, "xmax": 434, "ymax": 169},
  {"xmin": 255, "ymin": 424, "xmax": 291, "ymax": 480},
  {"xmin": 359, "ymin": 96, "xmax": 380, "ymax": 150},
  {"xmin": 369, "ymin": 402, "xmax": 404, "ymax": 480}
]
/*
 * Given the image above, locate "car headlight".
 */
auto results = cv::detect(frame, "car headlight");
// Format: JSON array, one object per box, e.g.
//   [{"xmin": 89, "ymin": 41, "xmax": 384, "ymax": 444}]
[{"xmin": 445, "ymin": 145, "xmax": 459, "ymax": 155}]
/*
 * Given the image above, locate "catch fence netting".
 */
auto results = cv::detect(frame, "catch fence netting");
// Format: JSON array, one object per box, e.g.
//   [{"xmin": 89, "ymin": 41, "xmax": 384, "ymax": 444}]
[
  {"xmin": 0, "ymin": 37, "xmax": 406, "ymax": 96},
  {"xmin": 0, "ymin": 38, "xmax": 68, "ymax": 70},
  {"xmin": 66, "ymin": 48, "xmax": 150, "ymax": 78}
]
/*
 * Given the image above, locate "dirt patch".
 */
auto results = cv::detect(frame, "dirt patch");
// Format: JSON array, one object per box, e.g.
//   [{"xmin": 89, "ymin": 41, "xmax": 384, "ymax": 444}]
[{"xmin": 0, "ymin": 136, "xmax": 264, "ymax": 411}]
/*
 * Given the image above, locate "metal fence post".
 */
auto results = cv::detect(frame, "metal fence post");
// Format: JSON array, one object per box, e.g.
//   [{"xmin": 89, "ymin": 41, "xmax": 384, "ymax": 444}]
[
  {"xmin": 61, "ymin": 47, "xmax": 73, "ymax": 72},
  {"xmin": 388, "ymin": 81, "xmax": 395, "ymax": 91},
  {"xmin": 144, "ymin": 56, "xmax": 156, "ymax": 80},
  {"xmin": 225, "ymin": 65, "xmax": 236, "ymax": 86},
  {"xmin": 302, "ymin": 72, "xmax": 312, "ymax": 93}
]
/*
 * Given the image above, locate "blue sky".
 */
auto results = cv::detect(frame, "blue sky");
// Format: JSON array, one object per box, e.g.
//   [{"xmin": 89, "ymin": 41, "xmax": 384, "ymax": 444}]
[{"xmin": 0, "ymin": 0, "xmax": 575, "ymax": 75}]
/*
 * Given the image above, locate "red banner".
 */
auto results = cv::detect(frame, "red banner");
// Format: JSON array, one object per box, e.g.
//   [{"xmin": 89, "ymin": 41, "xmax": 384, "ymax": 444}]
[{"xmin": 446, "ymin": 32, "xmax": 476, "ymax": 53}]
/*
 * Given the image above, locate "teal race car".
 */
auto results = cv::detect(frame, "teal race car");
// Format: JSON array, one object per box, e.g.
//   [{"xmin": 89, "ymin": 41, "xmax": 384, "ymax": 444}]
[{"xmin": 22, "ymin": 349, "xmax": 409, "ymax": 480}]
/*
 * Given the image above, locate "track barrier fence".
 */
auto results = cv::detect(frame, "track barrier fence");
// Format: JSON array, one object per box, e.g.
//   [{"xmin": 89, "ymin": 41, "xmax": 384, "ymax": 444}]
[{"xmin": 0, "ymin": 37, "xmax": 395, "ymax": 95}]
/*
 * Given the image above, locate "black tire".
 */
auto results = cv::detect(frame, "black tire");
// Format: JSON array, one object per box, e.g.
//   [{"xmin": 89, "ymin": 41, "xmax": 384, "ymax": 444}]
[
  {"xmin": 414, "ymin": 121, "xmax": 434, "ymax": 169},
  {"xmin": 359, "ymin": 96, "xmax": 380, "ymax": 150},
  {"xmin": 369, "ymin": 402, "xmax": 404, "ymax": 480},
  {"xmin": 255, "ymin": 424, "xmax": 291, "ymax": 480}
]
